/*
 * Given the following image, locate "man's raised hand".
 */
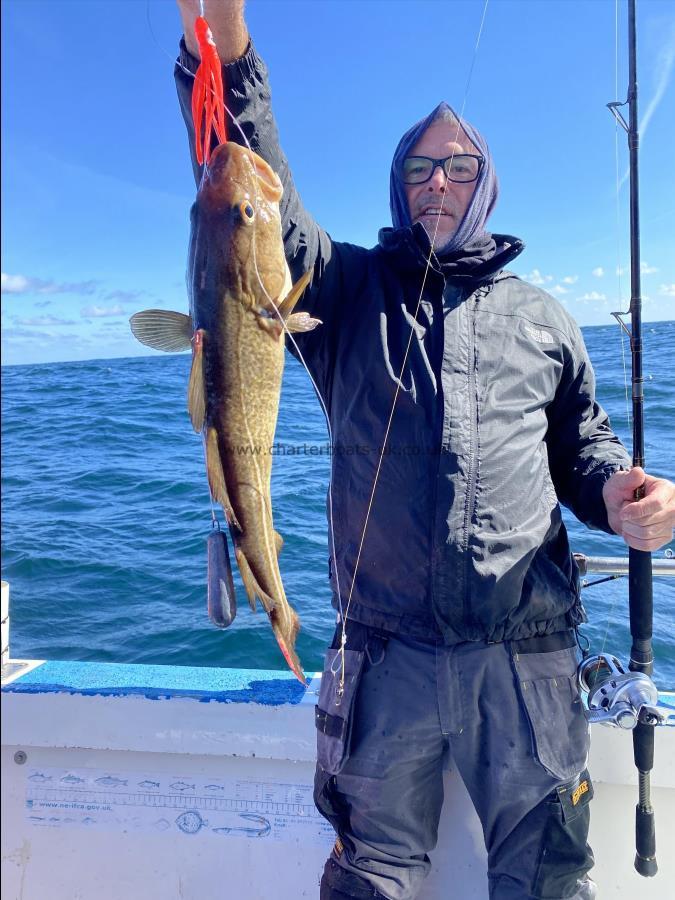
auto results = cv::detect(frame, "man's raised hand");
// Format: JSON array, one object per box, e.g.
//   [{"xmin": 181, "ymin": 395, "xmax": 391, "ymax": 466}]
[{"xmin": 176, "ymin": 0, "xmax": 248, "ymax": 62}]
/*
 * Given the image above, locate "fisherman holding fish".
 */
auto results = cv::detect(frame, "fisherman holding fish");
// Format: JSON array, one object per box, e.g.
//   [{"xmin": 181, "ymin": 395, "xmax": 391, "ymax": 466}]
[{"xmin": 170, "ymin": 2, "xmax": 675, "ymax": 898}]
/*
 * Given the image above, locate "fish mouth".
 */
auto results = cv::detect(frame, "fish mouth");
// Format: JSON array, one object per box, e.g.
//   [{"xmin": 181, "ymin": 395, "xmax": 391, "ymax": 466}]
[{"xmin": 202, "ymin": 143, "xmax": 283, "ymax": 206}]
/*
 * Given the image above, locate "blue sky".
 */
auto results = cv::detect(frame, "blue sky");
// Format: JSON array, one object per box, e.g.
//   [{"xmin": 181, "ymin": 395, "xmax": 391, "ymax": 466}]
[{"xmin": 2, "ymin": 0, "xmax": 674, "ymax": 366}]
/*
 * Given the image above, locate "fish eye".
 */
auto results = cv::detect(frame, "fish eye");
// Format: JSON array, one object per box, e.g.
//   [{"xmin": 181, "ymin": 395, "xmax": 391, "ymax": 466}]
[{"xmin": 239, "ymin": 202, "xmax": 255, "ymax": 222}]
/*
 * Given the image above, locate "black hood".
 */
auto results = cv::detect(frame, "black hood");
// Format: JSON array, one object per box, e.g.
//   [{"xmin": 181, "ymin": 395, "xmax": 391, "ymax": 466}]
[{"xmin": 378, "ymin": 222, "xmax": 524, "ymax": 283}]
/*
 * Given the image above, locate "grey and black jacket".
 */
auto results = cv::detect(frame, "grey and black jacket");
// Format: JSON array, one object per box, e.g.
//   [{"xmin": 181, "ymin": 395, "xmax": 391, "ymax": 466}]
[{"xmin": 175, "ymin": 42, "xmax": 631, "ymax": 645}]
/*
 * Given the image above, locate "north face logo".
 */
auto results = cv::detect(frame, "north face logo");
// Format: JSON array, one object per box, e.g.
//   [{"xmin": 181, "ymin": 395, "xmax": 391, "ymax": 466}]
[{"xmin": 523, "ymin": 323, "xmax": 555, "ymax": 344}]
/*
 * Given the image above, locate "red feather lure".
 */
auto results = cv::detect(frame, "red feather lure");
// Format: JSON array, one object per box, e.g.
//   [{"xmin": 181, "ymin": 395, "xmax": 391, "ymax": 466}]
[{"xmin": 192, "ymin": 16, "xmax": 227, "ymax": 165}]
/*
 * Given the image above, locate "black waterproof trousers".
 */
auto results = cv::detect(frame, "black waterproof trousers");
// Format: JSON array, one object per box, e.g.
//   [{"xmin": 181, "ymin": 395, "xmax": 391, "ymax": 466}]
[{"xmin": 314, "ymin": 623, "xmax": 595, "ymax": 899}]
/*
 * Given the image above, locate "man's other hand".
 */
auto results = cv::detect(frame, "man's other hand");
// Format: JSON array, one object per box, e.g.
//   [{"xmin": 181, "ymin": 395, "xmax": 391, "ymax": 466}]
[{"xmin": 603, "ymin": 467, "xmax": 675, "ymax": 551}]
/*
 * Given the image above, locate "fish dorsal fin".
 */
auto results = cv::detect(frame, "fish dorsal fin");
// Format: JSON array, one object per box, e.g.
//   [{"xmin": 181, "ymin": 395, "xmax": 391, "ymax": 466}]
[
  {"xmin": 277, "ymin": 270, "xmax": 312, "ymax": 320},
  {"xmin": 129, "ymin": 310, "xmax": 193, "ymax": 352},
  {"xmin": 187, "ymin": 329, "xmax": 206, "ymax": 432}
]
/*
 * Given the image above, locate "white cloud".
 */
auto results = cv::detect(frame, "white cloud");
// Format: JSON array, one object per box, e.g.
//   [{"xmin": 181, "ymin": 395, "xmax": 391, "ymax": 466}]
[
  {"xmin": 592, "ymin": 267, "xmax": 604, "ymax": 278},
  {"xmin": 641, "ymin": 262, "xmax": 659, "ymax": 275},
  {"xmin": 619, "ymin": 27, "xmax": 675, "ymax": 187},
  {"xmin": 13, "ymin": 315, "xmax": 76, "ymax": 326},
  {"xmin": 524, "ymin": 269, "xmax": 553, "ymax": 286},
  {"xmin": 51, "ymin": 280, "xmax": 99, "ymax": 295},
  {"xmin": 640, "ymin": 29, "xmax": 675, "ymax": 141},
  {"xmin": 562, "ymin": 275, "xmax": 578, "ymax": 285},
  {"xmin": 1, "ymin": 272, "xmax": 98, "ymax": 296},
  {"xmin": 658, "ymin": 284, "xmax": 675, "ymax": 297},
  {"xmin": 80, "ymin": 304, "xmax": 125, "ymax": 318},
  {"xmin": 103, "ymin": 289, "xmax": 147, "ymax": 303},
  {"xmin": 616, "ymin": 265, "xmax": 627, "ymax": 276},
  {"xmin": 578, "ymin": 291, "xmax": 607, "ymax": 302},
  {"xmin": 1, "ymin": 273, "xmax": 30, "ymax": 293},
  {"xmin": 551, "ymin": 284, "xmax": 568, "ymax": 295}
]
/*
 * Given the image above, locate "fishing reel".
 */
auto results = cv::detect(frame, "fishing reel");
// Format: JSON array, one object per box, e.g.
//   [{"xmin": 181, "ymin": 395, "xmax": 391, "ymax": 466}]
[{"xmin": 578, "ymin": 653, "xmax": 674, "ymax": 729}]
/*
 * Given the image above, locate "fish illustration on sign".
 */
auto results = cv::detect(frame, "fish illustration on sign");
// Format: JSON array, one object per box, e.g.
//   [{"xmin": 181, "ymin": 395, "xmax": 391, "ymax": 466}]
[
  {"xmin": 60, "ymin": 774, "xmax": 85, "ymax": 784},
  {"xmin": 176, "ymin": 810, "xmax": 207, "ymax": 835},
  {"xmin": 170, "ymin": 781, "xmax": 195, "ymax": 792},
  {"xmin": 213, "ymin": 813, "xmax": 271, "ymax": 838},
  {"xmin": 94, "ymin": 776, "xmax": 128, "ymax": 788}
]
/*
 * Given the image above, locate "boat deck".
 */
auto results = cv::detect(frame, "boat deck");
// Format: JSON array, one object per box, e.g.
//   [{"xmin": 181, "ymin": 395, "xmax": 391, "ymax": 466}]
[{"xmin": 2, "ymin": 657, "xmax": 674, "ymax": 899}]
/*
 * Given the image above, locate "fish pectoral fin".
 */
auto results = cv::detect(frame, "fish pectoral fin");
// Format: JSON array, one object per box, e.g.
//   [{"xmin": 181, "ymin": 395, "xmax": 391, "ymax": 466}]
[
  {"xmin": 129, "ymin": 310, "xmax": 193, "ymax": 352},
  {"xmin": 205, "ymin": 428, "xmax": 240, "ymax": 529},
  {"xmin": 277, "ymin": 270, "xmax": 312, "ymax": 320},
  {"xmin": 274, "ymin": 531, "xmax": 283, "ymax": 556},
  {"xmin": 234, "ymin": 546, "xmax": 275, "ymax": 613},
  {"xmin": 285, "ymin": 312, "xmax": 322, "ymax": 333},
  {"xmin": 188, "ymin": 329, "xmax": 206, "ymax": 432}
]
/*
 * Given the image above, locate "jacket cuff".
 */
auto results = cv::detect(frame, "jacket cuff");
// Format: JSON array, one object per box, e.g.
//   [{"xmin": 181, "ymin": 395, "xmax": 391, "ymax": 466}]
[
  {"xmin": 580, "ymin": 463, "xmax": 629, "ymax": 534},
  {"xmin": 178, "ymin": 37, "xmax": 263, "ymax": 85}
]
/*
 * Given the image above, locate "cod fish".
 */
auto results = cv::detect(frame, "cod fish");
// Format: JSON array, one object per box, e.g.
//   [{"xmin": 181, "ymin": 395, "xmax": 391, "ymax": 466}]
[{"xmin": 130, "ymin": 142, "xmax": 319, "ymax": 683}]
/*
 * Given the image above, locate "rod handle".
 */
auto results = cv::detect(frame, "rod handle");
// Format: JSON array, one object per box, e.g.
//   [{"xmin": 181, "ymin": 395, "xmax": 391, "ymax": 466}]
[
  {"xmin": 634, "ymin": 803, "xmax": 658, "ymax": 876},
  {"xmin": 633, "ymin": 722, "xmax": 654, "ymax": 771}
]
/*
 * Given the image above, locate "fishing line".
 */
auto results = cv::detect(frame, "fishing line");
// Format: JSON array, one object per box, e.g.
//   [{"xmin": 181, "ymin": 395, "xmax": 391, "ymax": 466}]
[
  {"xmin": 336, "ymin": 0, "xmax": 491, "ymax": 687},
  {"xmin": 200, "ymin": 431, "xmax": 219, "ymax": 527}
]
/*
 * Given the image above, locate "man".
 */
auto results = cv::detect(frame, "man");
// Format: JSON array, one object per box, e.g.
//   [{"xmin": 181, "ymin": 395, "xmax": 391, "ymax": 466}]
[{"xmin": 175, "ymin": 3, "xmax": 675, "ymax": 898}]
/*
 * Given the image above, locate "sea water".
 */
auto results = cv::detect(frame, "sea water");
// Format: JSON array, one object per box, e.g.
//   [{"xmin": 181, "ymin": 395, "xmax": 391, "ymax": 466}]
[{"xmin": 2, "ymin": 321, "xmax": 673, "ymax": 684}]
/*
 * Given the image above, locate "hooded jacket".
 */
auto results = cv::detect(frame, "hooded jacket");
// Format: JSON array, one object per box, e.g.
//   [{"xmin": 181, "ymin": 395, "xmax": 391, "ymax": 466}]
[{"xmin": 175, "ymin": 42, "xmax": 631, "ymax": 644}]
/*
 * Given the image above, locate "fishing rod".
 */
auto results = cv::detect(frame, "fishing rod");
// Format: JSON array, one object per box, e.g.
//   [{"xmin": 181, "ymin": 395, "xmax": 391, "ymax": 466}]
[{"xmin": 577, "ymin": 0, "xmax": 669, "ymax": 878}]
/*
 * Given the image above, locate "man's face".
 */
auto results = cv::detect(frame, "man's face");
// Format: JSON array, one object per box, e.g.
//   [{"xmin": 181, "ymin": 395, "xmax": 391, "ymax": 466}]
[{"xmin": 404, "ymin": 121, "xmax": 479, "ymax": 250}]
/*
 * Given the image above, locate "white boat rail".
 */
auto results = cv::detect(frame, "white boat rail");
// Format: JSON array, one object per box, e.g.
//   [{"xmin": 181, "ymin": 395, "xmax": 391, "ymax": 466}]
[{"xmin": 574, "ymin": 553, "xmax": 675, "ymax": 577}]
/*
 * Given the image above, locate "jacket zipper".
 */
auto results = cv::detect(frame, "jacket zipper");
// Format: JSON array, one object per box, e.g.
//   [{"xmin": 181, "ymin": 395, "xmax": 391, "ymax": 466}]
[
  {"xmin": 429, "ymin": 275, "xmax": 446, "ymax": 631},
  {"xmin": 462, "ymin": 287, "xmax": 493, "ymax": 634}
]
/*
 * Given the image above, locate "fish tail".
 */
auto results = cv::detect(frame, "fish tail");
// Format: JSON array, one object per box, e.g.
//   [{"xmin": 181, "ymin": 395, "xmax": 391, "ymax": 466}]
[
  {"xmin": 270, "ymin": 607, "xmax": 305, "ymax": 684},
  {"xmin": 235, "ymin": 545, "xmax": 306, "ymax": 683}
]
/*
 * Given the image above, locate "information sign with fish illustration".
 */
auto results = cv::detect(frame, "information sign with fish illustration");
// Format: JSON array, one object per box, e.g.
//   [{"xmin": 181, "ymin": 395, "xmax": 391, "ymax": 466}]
[{"xmin": 22, "ymin": 766, "xmax": 332, "ymax": 847}]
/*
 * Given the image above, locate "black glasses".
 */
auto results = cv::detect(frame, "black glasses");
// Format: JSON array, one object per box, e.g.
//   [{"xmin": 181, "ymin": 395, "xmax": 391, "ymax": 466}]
[{"xmin": 400, "ymin": 154, "xmax": 484, "ymax": 185}]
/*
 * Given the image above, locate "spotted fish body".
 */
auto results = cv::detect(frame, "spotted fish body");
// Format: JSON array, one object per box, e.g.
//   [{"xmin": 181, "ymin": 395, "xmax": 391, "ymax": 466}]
[{"xmin": 130, "ymin": 143, "xmax": 318, "ymax": 682}]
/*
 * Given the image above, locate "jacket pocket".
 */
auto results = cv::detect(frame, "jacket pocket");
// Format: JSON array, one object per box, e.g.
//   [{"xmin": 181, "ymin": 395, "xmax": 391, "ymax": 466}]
[
  {"xmin": 512, "ymin": 645, "xmax": 589, "ymax": 782},
  {"xmin": 315, "ymin": 642, "xmax": 367, "ymax": 775}
]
